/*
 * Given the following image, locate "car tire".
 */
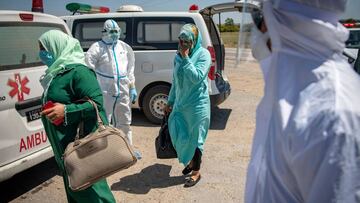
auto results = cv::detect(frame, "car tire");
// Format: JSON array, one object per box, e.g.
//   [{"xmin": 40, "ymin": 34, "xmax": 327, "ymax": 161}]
[{"xmin": 142, "ymin": 85, "xmax": 170, "ymax": 124}]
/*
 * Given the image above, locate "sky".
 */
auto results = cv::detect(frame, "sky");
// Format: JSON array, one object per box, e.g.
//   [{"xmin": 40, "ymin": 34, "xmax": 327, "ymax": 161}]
[{"xmin": 0, "ymin": 0, "xmax": 359, "ymax": 23}]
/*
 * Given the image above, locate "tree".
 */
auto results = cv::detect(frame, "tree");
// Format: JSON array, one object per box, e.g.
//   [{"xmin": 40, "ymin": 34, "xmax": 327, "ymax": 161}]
[{"xmin": 225, "ymin": 18, "xmax": 234, "ymax": 26}]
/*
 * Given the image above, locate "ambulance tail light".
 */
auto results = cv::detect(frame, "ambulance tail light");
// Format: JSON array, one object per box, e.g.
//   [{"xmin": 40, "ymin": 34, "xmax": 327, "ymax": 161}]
[
  {"xmin": 207, "ymin": 46, "xmax": 216, "ymax": 80},
  {"xmin": 19, "ymin": 13, "xmax": 34, "ymax": 21},
  {"xmin": 32, "ymin": 0, "xmax": 43, "ymax": 13}
]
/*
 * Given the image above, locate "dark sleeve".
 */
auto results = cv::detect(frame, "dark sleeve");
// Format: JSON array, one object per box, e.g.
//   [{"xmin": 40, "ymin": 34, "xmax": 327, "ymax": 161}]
[{"xmin": 64, "ymin": 66, "xmax": 106, "ymax": 125}]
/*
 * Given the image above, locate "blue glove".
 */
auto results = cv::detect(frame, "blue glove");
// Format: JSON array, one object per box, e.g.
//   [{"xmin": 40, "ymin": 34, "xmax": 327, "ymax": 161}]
[{"xmin": 130, "ymin": 88, "xmax": 137, "ymax": 103}]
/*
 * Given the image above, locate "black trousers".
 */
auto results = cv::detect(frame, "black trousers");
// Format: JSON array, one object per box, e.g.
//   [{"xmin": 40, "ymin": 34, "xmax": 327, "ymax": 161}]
[{"xmin": 191, "ymin": 148, "xmax": 202, "ymax": 171}]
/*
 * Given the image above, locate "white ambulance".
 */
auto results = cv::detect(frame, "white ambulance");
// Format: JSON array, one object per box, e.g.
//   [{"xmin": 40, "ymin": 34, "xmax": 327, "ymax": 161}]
[
  {"xmin": 61, "ymin": 3, "xmax": 248, "ymax": 123},
  {"xmin": 0, "ymin": 10, "xmax": 70, "ymax": 181}
]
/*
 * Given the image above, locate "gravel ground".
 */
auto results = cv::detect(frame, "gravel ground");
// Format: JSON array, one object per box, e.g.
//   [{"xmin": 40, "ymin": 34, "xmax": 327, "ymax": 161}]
[{"xmin": 1, "ymin": 51, "xmax": 264, "ymax": 203}]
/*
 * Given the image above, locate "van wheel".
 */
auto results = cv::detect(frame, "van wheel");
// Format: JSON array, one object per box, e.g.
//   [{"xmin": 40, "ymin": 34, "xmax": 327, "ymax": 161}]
[{"xmin": 142, "ymin": 85, "xmax": 170, "ymax": 124}]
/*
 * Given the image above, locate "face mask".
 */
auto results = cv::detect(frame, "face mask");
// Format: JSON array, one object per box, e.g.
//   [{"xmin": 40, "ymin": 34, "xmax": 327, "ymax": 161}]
[
  {"xmin": 102, "ymin": 33, "xmax": 119, "ymax": 44},
  {"xmin": 110, "ymin": 33, "xmax": 120, "ymax": 42},
  {"xmin": 39, "ymin": 50, "xmax": 55, "ymax": 67},
  {"xmin": 251, "ymin": 27, "xmax": 271, "ymax": 62}
]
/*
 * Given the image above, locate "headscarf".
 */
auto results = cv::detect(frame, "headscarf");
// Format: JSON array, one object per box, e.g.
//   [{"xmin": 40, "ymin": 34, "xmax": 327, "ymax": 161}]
[
  {"xmin": 175, "ymin": 24, "xmax": 204, "ymax": 88},
  {"xmin": 38, "ymin": 30, "xmax": 86, "ymax": 97},
  {"xmin": 178, "ymin": 24, "xmax": 202, "ymax": 57}
]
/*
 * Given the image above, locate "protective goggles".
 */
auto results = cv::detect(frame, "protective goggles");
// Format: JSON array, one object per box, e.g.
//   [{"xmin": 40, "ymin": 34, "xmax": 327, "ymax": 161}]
[{"xmin": 102, "ymin": 29, "xmax": 119, "ymax": 34}]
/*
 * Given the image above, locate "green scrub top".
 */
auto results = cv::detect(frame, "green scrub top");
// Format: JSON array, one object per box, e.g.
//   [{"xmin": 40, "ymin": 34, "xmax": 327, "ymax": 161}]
[{"xmin": 41, "ymin": 64, "xmax": 116, "ymax": 203}]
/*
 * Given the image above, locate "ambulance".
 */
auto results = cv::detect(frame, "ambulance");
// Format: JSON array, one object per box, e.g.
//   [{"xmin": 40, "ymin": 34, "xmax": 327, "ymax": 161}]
[{"xmin": 0, "ymin": 10, "xmax": 70, "ymax": 181}]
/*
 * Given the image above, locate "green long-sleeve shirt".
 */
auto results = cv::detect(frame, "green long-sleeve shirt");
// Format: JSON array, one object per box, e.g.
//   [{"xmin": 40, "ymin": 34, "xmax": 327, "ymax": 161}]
[{"xmin": 41, "ymin": 64, "xmax": 115, "ymax": 203}]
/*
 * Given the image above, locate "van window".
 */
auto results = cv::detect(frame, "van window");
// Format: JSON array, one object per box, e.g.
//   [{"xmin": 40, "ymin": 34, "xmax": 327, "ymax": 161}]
[
  {"xmin": 346, "ymin": 30, "xmax": 360, "ymax": 49},
  {"xmin": 137, "ymin": 22, "xmax": 184, "ymax": 43},
  {"xmin": 133, "ymin": 17, "xmax": 194, "ymax": 50},
  {"xmin": 73, "ymin": 19, "xmax": 129, "ymax": 51},
  {"xmin": 0, "ymin": 23, "xmax": 65, "ymax": 71},
  {"xmin": 203, "ymin": 16, "xmax": 224, "ymax": 70}
]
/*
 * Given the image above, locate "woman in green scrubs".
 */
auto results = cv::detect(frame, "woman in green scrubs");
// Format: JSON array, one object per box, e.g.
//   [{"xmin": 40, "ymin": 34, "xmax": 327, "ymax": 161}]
[{"xmin": 39, "ymin": 30, "xmax": 115, "ymax": 203}]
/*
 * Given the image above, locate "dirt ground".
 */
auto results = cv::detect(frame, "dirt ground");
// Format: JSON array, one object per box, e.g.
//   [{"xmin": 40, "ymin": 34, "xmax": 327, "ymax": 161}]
[{"xmin": 1, "ymin": 50, "xmax": 264, "ymax": 203}]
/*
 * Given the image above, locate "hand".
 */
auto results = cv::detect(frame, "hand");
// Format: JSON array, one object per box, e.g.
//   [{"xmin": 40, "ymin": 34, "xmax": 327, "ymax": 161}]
[
  {"xmin": 41, "ymin": 103, "xmax": 65, "ymax": 124},
  {"xmin": 179, "ymin": 46, "xmax": 190, "ymax": 58},
  {"xmin": 130, "ymin": 88, "xmax": 137, "ymax": 103},
  {"xmin": 164, "ymin": 104, "xmax": 172, "ymax": 115},
  {"xmin": 179, "ymin": 40, "xmax": 191, "ymax": 58}
]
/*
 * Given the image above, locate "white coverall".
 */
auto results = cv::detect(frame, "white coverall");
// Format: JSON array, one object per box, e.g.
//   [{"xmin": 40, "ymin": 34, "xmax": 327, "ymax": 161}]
[
  {"xmin": 245, "ymin": 0, "xmax": 360, "ymax": 202},
  {"xmin": 85, "ymin": 20, "xmax": 135, "ymax": 145}
]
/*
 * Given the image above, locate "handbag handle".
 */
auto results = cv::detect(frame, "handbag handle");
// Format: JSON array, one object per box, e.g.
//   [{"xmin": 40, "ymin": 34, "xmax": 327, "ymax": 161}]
[{"xmin": 74, "ymin": 98, "xmax": 104, "ymax": 145}]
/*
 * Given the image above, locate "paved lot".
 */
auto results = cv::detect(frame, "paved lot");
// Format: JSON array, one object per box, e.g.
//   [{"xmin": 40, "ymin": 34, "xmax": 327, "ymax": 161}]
[{"xmin": 1, "ymin": 50, "xmax": 264, "ymax": 203}]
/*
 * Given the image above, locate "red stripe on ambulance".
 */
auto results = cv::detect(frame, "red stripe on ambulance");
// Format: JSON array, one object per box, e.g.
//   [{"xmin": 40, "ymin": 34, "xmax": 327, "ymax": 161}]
[{"xmin": 19, "ymin": 131, "xmax": 48, "ymax": 152}]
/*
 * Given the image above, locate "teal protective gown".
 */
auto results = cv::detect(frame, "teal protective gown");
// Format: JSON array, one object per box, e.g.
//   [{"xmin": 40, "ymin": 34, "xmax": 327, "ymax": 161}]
[{"xmin": 167, "ymin": 24, "xmax": 211, "ymax": 165}]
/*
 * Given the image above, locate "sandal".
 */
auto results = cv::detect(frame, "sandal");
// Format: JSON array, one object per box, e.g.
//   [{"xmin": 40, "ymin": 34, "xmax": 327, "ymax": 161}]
[
  {"xmin": 182, "ymin": 165, "xmax": 193, "ymax": 175},
  {"xmin": 184, "ymin": 175, "xmax": 201, "ymax": 188}
]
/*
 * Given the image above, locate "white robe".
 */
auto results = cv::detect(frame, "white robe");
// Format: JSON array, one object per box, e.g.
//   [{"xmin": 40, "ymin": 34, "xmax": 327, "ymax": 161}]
[{"xmin": 245, "ymin": 1, "xmax": 360, "ymax": 202}]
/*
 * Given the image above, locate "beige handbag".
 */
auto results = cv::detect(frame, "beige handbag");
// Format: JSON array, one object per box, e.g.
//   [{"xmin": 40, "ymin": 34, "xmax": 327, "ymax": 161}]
[{"xmin": 63, "ymin": 99, "xmax": 137, "ymax": 191}]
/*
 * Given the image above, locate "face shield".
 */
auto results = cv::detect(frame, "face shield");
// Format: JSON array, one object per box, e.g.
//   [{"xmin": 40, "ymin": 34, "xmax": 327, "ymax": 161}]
[{"xmin": 235, "ymin": 0, "xmax": 266, "ymax": 68}]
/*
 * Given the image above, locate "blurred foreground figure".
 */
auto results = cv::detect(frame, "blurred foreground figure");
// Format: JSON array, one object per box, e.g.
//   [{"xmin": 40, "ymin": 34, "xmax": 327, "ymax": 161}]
[{"xmin": 246, "ymin": 0, "xmax": 360, "ymax": 202}]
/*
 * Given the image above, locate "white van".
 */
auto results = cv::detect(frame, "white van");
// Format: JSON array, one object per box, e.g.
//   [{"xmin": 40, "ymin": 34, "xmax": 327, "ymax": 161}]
[
  {"xmin": 0, "ymin": 10, "xmax": 70, "ymax": 181},
  {"xmin": 61, "ymin": 3, "xmax": 240, "ymax": 123}
]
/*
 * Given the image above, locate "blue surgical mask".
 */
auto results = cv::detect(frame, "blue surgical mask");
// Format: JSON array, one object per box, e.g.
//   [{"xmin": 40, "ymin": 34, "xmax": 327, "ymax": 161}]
[{"xmin": 39, "ymin": 50, "xmax": 55, "ymax": 67}]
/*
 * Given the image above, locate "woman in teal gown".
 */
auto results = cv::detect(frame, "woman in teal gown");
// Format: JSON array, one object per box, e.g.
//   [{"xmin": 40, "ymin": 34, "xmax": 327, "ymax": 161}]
[{"xmin": 165, "ymin": 24, "xmax": 211, "ymax": 187}]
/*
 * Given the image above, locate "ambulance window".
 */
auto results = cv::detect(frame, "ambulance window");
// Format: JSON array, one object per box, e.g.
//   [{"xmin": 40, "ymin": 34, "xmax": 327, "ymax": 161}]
[
  {"xmin": 133, "ymin": 17, "xmax": 194, "ymax": 50},
  {"xmin": 0, "ymin": 23, "xmax": 64, "ymax": 71},
  {"xmin": 346, "ymin": 30, "xmax": 360, "ymax": 48},
  {"xmin": 137, "ymin": 21, "xmax": 185, "ymax": 43}
]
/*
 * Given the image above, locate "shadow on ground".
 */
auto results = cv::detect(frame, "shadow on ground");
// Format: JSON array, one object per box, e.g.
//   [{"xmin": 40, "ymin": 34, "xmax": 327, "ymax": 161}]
[
  {"xmin": 131, "ymin": 109, "xmax": 158, "ymax": 127},
  {"xmin": 210, "ymin": 107, "xmax": 232, "ymax": 130},
  {"xmin": 0, "ymin": 158, "xmax": 60, "ymax": 203},
  {"xmin": 132, "ymin": 107, "xmax": 232, "ymax": 130},
  {"xmin": 111, "ymin": 163, "xmax": 185, "ymax": 194}
]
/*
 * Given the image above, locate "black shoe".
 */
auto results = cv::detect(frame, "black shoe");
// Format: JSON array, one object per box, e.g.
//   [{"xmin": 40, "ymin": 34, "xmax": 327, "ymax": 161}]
[
  {"xmin": 184, "ymin": 175, "xmax": 201, "ymax": 188},
  {"xmin": 182, "ymin": 165, "xmax": 193, "ymax": 175}
]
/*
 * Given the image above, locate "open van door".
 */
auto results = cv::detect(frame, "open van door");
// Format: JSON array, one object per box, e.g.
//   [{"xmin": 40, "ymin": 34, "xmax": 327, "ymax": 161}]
[{"xmin": 200, "ymin": 0, "xmax": 260, "ymax": 71}]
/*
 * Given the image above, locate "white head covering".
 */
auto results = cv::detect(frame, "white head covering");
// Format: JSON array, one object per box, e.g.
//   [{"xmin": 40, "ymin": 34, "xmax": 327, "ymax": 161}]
[
  {"xmin": 263, "ymin": 0, "xmax": 349, "ymax": 60},
  {"xmin": 271, "ymin": 0, "xmax": 347, "ymax": 13}
]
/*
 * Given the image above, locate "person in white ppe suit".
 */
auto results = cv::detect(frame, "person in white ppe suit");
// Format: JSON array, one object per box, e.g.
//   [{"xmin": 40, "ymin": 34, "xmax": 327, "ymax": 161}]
[
  {"xmin": 85, "ymin": 19, "xmax": 137, "ymax": 145},
  {"xmin": 245, "ymin": 0, "xmax": 360, "ymax": 202}
]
